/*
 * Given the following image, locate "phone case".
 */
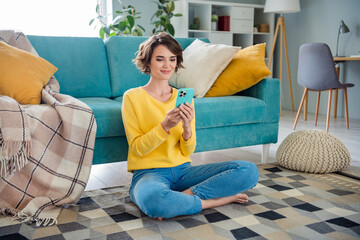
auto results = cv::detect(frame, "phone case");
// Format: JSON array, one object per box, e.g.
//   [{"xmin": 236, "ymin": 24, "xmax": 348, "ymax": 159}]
[{"xmin": 175, "ymin": 88, "xmax": 195, "ymax": 108}]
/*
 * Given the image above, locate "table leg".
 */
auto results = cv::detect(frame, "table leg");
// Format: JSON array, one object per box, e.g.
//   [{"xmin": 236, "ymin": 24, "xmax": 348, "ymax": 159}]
[
  {"xmin": 326, "ymin": 90, "xmax": 332, "ymax": 132},
  {"xmin": 334, "ymin": 63, "xmax": 340, "ymax": 118}
]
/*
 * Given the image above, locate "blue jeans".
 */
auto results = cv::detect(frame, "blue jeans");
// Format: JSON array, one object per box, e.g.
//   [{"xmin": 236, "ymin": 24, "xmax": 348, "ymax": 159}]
[{"xmin": 129, "ymin": 160, "xmax": 259, "ymax": 218}]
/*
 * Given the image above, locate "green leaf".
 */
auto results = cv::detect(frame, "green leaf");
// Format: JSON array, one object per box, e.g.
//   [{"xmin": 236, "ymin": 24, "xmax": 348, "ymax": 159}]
[
  {"xmin": 138, "ymin": 24, "xmax": 146, "ymax": 31},
  {"xmin": 150, "ymin": 20, "xmax": 161, "ymax": 25},
  {"xmin": 89, "ymin": 19, "xmax": 95, "ymax": 26},
  {"xmin": 133, "ymin": 28, "xmax": 142, "ymax": 36},
  {"xmin": 174, "ymin": 13, "xmax": 182, "ymax": 17},
  {"xmin": 96, "ymin": 4, "xmax": 100, "ymax": 15},
  {"xmin": 165, "ymin": 2, "xmax": 171, "ymax": 13},
  {"xmin": 169, "ymin": 1, "xmax": 175, "ymax": 12},
  {"xmin": 122, "ymin": 7, "xmax": 133, "ymax": 13},
  {"xmin": 127, "ymin": 15, "xmax": 135, "ymax": 28},
  {"xmin": 99, "ymin": 28, "xmax": 105, "ymax": 39},
  {"xmin": 118, "ymin": 20, "xmax": 127, "ymax": 31},
  {"xmin": 166, "ymin": 23, "xmax": 174, "ymax": 36},
  {"xmin": 156, "ymin": 9, "xmax": 163, "ymax": 17}
]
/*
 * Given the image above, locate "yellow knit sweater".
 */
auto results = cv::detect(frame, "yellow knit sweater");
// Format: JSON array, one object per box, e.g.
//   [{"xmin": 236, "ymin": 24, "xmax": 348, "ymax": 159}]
[{"xmin": 121, "ymin": 87, "xmax": 196, "ymax": 172}]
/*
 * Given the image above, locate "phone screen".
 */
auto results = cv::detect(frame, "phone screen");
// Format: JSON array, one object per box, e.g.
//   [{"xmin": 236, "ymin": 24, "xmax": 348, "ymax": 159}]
[{"xmin": 175, "ymin": 88, "xmax": 195, "ymax": 108}]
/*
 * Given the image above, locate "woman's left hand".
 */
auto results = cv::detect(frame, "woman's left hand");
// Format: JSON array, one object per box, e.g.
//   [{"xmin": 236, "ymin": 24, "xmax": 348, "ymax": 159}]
[{"xmin": 179, "ymin": 102, "xmax": 194, "ymax": 140}]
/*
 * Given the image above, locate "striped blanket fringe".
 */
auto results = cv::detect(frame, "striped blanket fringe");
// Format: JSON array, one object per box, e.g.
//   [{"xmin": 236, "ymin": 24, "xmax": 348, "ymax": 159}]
[{"xmin": 0, "ymin": 126, "xmax": 31, "ymax": 178}]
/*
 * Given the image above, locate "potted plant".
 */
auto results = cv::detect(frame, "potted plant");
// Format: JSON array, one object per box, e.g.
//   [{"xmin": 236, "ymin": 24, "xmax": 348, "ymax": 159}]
[
  {"xmin": 89, "ymin": 0, "xmax": 145, "ymax": 39},
  {"xmin": 151, "ymin": 0, "xmax": 182, "ymax": 36},
  {"xmin": 211, "ymin": 14, "xmax": 218, "ymax": 31}
]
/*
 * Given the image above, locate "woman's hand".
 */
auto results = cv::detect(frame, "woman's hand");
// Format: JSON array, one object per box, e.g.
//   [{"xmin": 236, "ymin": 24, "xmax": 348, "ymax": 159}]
[
  {"xmin": 161, "ymin": 108, "xmax": 182, "ymax": 133},
  {"xmin": 179, "ymin": 102, "xmax": 194, "ymax": 140}
]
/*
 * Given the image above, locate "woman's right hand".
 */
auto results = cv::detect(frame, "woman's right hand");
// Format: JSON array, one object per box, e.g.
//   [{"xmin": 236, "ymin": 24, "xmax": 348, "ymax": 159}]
[{"xmin": 161, "ymin": 108, "xmax": 182, "ymax": 133}]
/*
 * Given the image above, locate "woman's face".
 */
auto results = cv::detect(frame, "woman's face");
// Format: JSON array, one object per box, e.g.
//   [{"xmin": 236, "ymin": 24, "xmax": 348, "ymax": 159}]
[{"xmin": 149, "ymin": 44, "xmax": 177, "ymax": 82}]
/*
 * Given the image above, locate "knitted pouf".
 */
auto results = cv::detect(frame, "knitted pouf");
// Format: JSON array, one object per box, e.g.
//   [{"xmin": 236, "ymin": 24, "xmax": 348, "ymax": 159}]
[{"xmin": 276, "ymin": 129, "xmax": 350, "ymax": 174}]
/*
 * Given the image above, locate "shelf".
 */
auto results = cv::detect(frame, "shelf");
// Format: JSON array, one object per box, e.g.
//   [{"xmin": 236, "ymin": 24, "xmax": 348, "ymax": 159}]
[
  {"xmin": 173, "ymin": 0, "xmax": 274, "ymax": 71},
  {"xmin": 254, "ymin": 32, "xmax": 272, "ymax": 35},
  {"xmin": 211, "ymin": 31, "xmax": 232, "ymax": 33},
  {"xmin": 188, "ymin": 30, "xmax": 210, "ymax": 33}
]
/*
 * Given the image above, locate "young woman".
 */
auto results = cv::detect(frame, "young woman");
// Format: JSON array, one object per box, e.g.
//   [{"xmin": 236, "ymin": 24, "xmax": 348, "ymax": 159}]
[{"xmin": 121, "ymin": 32, "xmax": 259, "ymax": 220}]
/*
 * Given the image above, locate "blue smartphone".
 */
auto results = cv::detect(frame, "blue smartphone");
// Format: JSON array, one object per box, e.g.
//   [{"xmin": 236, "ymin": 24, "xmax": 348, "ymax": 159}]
[{"xmin": 175, "ymin": 88, "xmax": 195, "ymax": 108}]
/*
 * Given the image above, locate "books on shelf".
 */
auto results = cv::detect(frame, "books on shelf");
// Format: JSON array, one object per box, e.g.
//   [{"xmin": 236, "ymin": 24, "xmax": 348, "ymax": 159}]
[{"xmin": 218, "ymin": 16, "xmax": 230, "ymax": 31}]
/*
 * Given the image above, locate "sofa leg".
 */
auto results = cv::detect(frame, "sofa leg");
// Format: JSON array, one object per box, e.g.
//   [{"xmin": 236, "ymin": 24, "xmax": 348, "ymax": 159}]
[{"xmin": 261, "ymin": 144, "xmax": 270, "ymax": 163}]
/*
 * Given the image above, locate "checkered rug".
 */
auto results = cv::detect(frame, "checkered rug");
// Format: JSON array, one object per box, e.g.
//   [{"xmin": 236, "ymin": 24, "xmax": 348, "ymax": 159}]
[{"xmin": 1, "ymin": 163, "xmax": 360, "ymax": 240}]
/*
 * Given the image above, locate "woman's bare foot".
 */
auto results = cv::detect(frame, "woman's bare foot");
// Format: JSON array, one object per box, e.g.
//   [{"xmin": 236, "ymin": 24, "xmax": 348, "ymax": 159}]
[
  {"xmin": 201, "ymin": 193, "xmax": 249, "ymax": 210},
  {"xmin": 182, "ymin": 188, "xmax": 248, "ymax": 210},
  {"xmin": 232, "ymin": 193, "xmax": 249, "ymax": 203}
]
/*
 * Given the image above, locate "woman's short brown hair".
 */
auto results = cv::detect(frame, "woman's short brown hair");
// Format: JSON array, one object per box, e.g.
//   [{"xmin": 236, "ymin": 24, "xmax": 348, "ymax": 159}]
[{"xmin": 133, "ymin": 32, "xmax": 184, "ymax": 74}]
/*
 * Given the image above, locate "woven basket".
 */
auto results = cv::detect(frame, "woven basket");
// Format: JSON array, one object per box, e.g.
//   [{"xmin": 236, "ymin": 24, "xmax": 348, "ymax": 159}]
[{"xmin": 276, "ymin": 129, "xmax": 350, "ymax": 174}]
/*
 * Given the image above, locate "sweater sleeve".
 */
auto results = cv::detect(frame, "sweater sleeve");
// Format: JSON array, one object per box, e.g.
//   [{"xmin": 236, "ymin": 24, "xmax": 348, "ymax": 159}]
[
  {"xmin": 179, "ymin": 102, "xmax": 197, "ymax": 157},
  {"xmin": 122, "ymin": 92, "xmax": 169, "ymax": 157}
]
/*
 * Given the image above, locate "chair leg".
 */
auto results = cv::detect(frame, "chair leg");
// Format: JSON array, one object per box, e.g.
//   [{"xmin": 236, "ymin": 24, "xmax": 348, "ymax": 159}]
[
  {"xmin": 315, "ymin": 91, "xmax": 321, "ymax": 126},
  {"xmin": 293, "ymin": 88, "xmax": 308, "ymax": 130},
  {"xmin": 304, "ymin": 90, "xmax": 308, "ymax": 121},
  {"xmin": 326, "ymin": 90, "xmax": 332, "ymax": 132},
  {"xmin": 344, "ymin": 88, "xmax": 350, "ymax": 129}
]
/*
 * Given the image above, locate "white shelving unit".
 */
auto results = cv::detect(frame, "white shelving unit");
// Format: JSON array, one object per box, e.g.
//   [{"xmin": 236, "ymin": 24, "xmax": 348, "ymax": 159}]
[{"xmin": 173, "ymin": 0, "xmax": 274, "ymax": 67}]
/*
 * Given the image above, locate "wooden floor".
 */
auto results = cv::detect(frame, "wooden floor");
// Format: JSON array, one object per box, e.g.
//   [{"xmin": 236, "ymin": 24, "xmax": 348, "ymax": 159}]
[{"xmin": 85, "ymin": 110, "xmax": 360, "ymax": 191}]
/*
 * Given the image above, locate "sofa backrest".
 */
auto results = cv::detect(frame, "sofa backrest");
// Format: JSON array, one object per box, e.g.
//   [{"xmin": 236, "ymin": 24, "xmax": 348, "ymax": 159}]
[
  {"xmin": 28, "ymin": 36, "xmax": 112, "ymax": 98},
  {"xmin": 105, "ymin": 36, "xmax": 209, "ymax": 98}
]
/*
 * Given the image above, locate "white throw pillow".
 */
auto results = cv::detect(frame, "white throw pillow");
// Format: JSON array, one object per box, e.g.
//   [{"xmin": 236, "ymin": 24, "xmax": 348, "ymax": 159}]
[{"xmin": 169, "ymin": 39, "xmax": 240, "ymax": 98}]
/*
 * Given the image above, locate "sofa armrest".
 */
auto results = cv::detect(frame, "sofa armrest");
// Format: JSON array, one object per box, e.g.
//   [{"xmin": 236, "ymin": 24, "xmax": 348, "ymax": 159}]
[{"xmin": 239, "ymin": 78, "xmax": 280, "ymax": 123}]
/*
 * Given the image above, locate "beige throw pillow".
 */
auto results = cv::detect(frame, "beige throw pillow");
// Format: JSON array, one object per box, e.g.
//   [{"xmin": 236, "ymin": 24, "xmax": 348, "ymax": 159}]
[{"xmin": 169, "ymin": 39, "xmax": 239, "ymax": 98}]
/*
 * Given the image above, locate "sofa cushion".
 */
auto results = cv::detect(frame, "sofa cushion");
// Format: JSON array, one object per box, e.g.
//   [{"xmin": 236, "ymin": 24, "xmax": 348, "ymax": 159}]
[
  {"xmin": 28, "ymin": 36, "xmax": 112, "ymax": 98},
  {"xmin": 194, "ymin": 96, "xmax": 266, "ymax": 129},
  {"xmin": 169, "ymin": 39, "xmax": 239, "ymax": 98},
  {"xmin": 0, "ymin": 41, "xmax": 57, "ymax": 105},
  {"xmin": 105, "ymin": 36, "xmax": 209, "ymax": 98},
  {"xmin": 205, "ymin": 43, "xmax": 271, "ymax": 97},
  {"xmin": 79, "ymin": 97, "xmax": 124, "ymax": 138}
]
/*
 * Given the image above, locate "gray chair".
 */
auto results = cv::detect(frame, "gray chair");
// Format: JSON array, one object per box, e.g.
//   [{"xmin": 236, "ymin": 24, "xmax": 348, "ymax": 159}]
[{"xmin": 293, "ymin": 43, "xmax": 354, "ymax": 132}]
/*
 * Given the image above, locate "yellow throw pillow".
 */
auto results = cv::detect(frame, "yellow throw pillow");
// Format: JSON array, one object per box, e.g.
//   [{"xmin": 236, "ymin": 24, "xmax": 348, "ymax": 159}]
[
  {"xmin": 0, "ymin": 41, "xmax": 57, "ymax": 105},
  {"xmin": 205, "ymin": 43, "xmax": 271, "ymax": 97}
]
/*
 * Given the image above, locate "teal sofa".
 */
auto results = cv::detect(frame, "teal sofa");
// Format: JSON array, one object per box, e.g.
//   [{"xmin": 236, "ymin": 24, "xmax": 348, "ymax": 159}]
[{"xmin": 28, "ymin": 35, "xmax": 280, "ymax": 165}]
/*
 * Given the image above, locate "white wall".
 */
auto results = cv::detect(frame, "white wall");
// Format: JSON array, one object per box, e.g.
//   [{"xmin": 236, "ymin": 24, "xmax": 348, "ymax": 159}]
[
  {"xmin": 0, "ymin": 0, "xmax": 98, "ymax": 37},
  {"xmin": 274, "ymin": 0, "xmax": 360, "ymax": 119}
]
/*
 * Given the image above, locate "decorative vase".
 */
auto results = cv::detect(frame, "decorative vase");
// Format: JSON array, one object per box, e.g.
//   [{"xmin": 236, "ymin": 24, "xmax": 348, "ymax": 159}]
[{"xmin": 211, "ymin": 21, "xmax": 217, "ymax": 31}]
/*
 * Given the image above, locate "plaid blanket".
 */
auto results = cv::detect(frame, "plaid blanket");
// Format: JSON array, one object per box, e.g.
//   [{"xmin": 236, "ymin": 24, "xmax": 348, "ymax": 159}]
[{"xmin": 0, "ymin": 31, "xmax": 97, "ymax": 226}]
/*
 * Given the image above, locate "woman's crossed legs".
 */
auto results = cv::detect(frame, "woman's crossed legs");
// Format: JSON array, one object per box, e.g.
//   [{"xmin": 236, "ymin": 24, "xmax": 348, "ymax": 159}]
[{"xmin": 129, "ymin": 160, "xmax": 259, "ymax": 219}]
